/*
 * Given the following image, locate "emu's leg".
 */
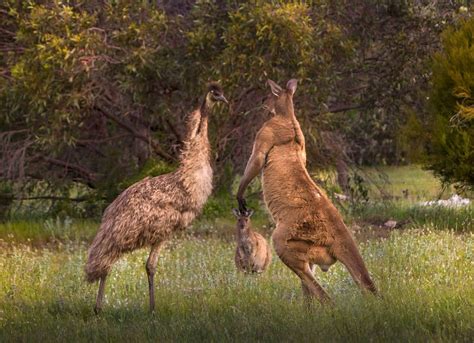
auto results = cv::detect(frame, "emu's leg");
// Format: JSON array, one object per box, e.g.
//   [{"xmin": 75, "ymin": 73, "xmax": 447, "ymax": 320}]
[
  {"xmin": 146, "ymin": 241, "xmax": 165, "ymax": 312},
  {"xmin": 94, "ymin": 275, "xmax": 107, "ymax": 315},
  {"xmin": 333, "ymin": 237, "xmax": 377, "ymax": 295}
]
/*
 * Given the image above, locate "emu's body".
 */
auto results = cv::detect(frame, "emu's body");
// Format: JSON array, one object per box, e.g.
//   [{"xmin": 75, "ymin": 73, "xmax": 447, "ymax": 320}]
[
  {"xmin": 234, "ymin": 210, "xmax": 271, "ymax": 273},
  {"xmin": 237, "ymin": 79, "xmax": 377, "ymax": 304},
  {"xmin": 85, "ymin": 84, "xmax": 227, "ymax": 313}
]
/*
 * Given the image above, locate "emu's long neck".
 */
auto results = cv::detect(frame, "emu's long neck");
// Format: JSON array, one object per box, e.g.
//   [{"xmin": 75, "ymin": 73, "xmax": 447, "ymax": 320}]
[
  {"xmin": 179, "ymin": 109, "xmax": 210, "ymax": 169},
  {"xmin": 180, "ymin": 94, "xmax": 212, "ymax": 161},
  {"xmin": 177, "ymin": 98, "xmax": 213, "ymax": 207}
]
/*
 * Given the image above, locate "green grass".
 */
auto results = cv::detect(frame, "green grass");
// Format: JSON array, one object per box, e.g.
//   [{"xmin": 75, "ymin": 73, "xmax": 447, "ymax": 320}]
[
  {"xmin": 348, "ymin": 202, "xmax": 474, "ymax": 231},
  {"xmin": 0, "ymin": 218, "xmax": 97, "ymax": 244},
  {"xmin": 1, "ymin": 165, "xmax": 472, "ymax": 341},
  {"xmin": 0, "ymin": 229, "xmax": 473, "ymax": 342},
  {"xmin": 361, "ymin": 165, "xmax": 449, "ymax": 200}
]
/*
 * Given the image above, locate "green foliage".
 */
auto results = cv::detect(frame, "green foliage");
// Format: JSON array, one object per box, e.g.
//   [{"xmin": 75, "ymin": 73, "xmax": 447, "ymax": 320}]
[
  {"xmin": 0, "ymin": 1, "xmax": 471, "ymax": 216},
  {"xmin": 428, "ymin": 17, "xmax": 474, "ymax": 189},
  {"xmin": 397, "ymin": 110, "xmax": 427, "ymax": 163},
  {"xmin": 193, "ymin": 1, "xmax": 351, "ymax": 95},
  {"xmin": 222, "ymin": 2, "xmax": 316, "ymax": 84}
]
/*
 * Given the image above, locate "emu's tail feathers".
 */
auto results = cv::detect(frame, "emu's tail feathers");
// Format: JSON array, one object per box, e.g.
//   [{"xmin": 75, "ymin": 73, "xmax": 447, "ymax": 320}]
[{"xmin": 85, "ymin": 231, "xmax": 120, "ymax": 283}]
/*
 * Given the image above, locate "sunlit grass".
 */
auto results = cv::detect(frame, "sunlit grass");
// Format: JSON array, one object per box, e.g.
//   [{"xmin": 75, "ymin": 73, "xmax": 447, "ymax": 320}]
[
  {"xmin": 362, "ymin": 164, "xmax": 449, "ymax": 200},
  {"xmin": 1, "ymin": 165, "xmax": 472, "ymax": 340},
  {"xmin": 0, "ymin": 229, "xmax": 473, "ymax": 342},
  {"xmin": 349, "ymin": 202, "xmax": 474, "ymax": 231},
  {"xmin": 0, "ymin": 218, "xmax": 97, "ymax": 244}
]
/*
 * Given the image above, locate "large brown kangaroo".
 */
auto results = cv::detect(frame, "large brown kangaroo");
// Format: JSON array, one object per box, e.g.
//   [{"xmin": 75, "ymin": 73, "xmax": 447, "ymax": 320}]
[{"xmin": 237, "ymin": 79, "xmax": 377, "ymax": 304}]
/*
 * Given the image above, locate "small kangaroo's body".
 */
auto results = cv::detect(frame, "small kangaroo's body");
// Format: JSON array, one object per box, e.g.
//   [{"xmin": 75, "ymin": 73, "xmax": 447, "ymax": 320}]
[
  {"xmin": 237, "ymin": 79, "xmax": 377, "ymax": 304},
  {"xmin": 233, "ymin": 209, "xmax": 271, "ymax": 273}
]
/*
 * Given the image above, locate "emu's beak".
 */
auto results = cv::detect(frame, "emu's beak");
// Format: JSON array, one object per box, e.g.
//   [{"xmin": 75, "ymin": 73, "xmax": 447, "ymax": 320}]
[{"xmin": 217, "ymin": 95, "xmax": 229, "ymax": 104}]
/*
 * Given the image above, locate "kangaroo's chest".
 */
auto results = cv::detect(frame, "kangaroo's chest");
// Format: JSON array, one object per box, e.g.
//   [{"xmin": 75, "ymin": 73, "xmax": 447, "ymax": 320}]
[{"xmin": 238, "ymin": 236, "xmax": 254, "ymax": 256}]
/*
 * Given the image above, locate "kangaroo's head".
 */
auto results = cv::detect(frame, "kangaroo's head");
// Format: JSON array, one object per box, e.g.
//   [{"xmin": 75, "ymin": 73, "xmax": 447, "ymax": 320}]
[
  {"xmin": 232, "ymin": 208, "xmax": 254, "ymax": 232},
  {"xmin": 264, "ymin": 79, "xmax": 298, "ymax": 116}
]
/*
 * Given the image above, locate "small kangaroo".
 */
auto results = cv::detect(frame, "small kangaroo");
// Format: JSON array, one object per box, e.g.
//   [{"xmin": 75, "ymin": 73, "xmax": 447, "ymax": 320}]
[
  {"xmin": 233, "ymin": 208, "xmax": 272, "ymax": 273},
  {"xmin": 237, "ymin": 79, "xmax": 377, "ymax": 304}
]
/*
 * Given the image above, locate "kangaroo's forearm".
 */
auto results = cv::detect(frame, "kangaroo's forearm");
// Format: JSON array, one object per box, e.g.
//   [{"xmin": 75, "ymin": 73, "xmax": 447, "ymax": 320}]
[
  {"xmin": 237, "ymin": 152, "xmax": 265, "ymax": 200},
  {"xmin": 292, "ymin": 116, "xmax": 306, "ymax": 165}
]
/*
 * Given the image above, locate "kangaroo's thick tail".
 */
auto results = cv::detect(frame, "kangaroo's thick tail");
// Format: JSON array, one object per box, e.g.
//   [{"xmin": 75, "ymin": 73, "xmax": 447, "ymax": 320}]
[
  {"xmin": 334, "ymin": 236, "xmax": 377, "ymax": 294},
  {"xmin": 85, "ymin": 230, "xmax": 120, "ymax": 283}
]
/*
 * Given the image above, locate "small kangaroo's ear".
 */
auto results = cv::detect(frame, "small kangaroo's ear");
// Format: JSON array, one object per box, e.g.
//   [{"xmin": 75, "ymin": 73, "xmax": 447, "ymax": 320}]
[
  {"xmin": 267, "ymin": 79, "xmax": 283, "ymax": 97},
  {"xmin": 245, "ymin": 209, "xmax": 254, "ymax": 217},
  {"xmin": 286, "ymin": 79, "xmax": 298, "ymax": 96},
  {"xmin": 232, "ymin": 208, "xmax": 241, "ymax": 218}
]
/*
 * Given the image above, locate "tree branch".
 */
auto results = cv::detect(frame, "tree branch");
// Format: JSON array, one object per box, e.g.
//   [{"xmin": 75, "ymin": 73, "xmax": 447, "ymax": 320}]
[
  {"xmin": 327, "ymin": 103, "xmax": 366, "ymax": 113},
  {"xmin": 42, "ymin": 157, "xmax": 98, "ymax": 183},
  {"xmin": 0, "ymin": 195, "xmax": 104, "ymax": 202},
  {"xmin": 95, "ymin": 105, "xmax": 176, "ymax": 162},
  {"xmin": 165, "ymin": 118, "xmax": 184, "ymax": 144}
]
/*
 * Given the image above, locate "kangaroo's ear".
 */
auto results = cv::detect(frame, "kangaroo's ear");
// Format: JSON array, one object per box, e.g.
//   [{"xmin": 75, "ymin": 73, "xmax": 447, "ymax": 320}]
[
  {"xmin": 267, "ymin": 79, "xmax": 283, "ymax": 97},
  {"xmin": 232, "ymin": 208, "xmax": 241, "ymax": 218},
  {"xmin": 286, "ymin": 79, "xmax": 298, "ymax": 96},
  {"xmin": 245, "ymin": 209, "xmax": 254, "ymax": 217}
]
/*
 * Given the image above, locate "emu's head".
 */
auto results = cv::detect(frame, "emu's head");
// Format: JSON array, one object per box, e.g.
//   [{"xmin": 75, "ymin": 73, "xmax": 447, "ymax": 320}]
[
  {"xmin": 232, "ymin": 208, "xmax": 254, "ymax": 231},
  {"xmin": 263, "ymin": 79, "xmax": 298, "ymax": 116},
  {"xmin": 206, "ymin": 82, "xmax": 228, "ymax": 105}
]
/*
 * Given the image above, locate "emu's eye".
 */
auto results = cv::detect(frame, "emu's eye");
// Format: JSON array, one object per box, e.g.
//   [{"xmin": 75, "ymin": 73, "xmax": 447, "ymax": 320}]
[{"xmin": 211, "ymin": 90, "xmax": 216, "ymax": 95}]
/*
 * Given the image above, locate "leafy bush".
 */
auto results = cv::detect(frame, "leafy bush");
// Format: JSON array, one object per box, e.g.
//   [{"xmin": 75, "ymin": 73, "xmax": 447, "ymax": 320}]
[
  {"xmin": 0, "ymin": 1, "xmax": 469, "ymax": 216},
  {"xmin": 427, "ymin": 18, "xmax": 474, "ymax": 189}
]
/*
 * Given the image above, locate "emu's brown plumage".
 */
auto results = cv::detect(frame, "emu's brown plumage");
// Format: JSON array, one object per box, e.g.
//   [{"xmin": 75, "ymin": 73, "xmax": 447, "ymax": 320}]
[{"xmin": 85, "ymin": 83, "xmax": 227, "ymax": 313}]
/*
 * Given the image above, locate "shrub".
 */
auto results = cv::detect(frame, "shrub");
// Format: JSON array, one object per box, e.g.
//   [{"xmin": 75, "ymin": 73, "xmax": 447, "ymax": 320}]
[{"xmin": 427, "ymin": 17, "xmax": 474, "ymax": 189}]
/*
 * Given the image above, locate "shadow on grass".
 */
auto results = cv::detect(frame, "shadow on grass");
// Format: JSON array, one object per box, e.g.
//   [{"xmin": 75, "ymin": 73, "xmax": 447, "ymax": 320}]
[{"xmin": 1, "ymin": 290, "xmax": 472, "ymax": 342}]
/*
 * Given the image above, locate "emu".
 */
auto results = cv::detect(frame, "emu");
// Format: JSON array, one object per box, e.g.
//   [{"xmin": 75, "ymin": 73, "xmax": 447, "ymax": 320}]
[
  {"xmin": 233, "ymin": 208, "xmax": 272, "ymax": 273},
  {"xmin": 85, "ymin": 83, "xmax": 228, "ymax": 313},
  {"xmin": 237, "ymin": 79, "xmax": 377, "ymax": 304}
]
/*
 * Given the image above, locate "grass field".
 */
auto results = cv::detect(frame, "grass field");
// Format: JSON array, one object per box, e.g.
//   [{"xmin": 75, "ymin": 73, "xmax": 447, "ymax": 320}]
[
  {"xmin": 1, "ymin": 230, "xmax": 473, "ymax": 342},
  {"xmin": 0, "ymin": 165, "xmax": 473, "ymax": 342}
]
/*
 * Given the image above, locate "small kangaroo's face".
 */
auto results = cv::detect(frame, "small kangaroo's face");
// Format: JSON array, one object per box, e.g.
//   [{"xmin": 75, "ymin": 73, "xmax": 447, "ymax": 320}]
[
  {"xmin": 264, "ymin": 79, "xmax": 298, "ymax": 116},
  {"xmin": 232, "ymin": 208, "xmax": 254, "ymax": 232}
]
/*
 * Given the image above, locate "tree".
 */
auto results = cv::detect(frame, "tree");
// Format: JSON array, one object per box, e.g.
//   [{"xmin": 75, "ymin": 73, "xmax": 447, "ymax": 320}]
[
  {"xmin": 0, "ymin": 0, "xmax": 471, "ymax": 216},
  {"xmin": 427, "ymin": 17, "xmax": 474, "ymax": 189}
]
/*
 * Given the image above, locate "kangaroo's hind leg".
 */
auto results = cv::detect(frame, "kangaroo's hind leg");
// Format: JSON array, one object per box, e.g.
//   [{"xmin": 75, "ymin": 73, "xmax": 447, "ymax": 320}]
[
  {"xmin": 301, "ymin": 263, "xmax": 318, "ymax": 307},
  {"xmin": 273, "ymin": 227, "xmax": 331, "ymax": 304},
  {"xmin": 332, "ymin": 235, "xmax": 377, "ymax": 294}
]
